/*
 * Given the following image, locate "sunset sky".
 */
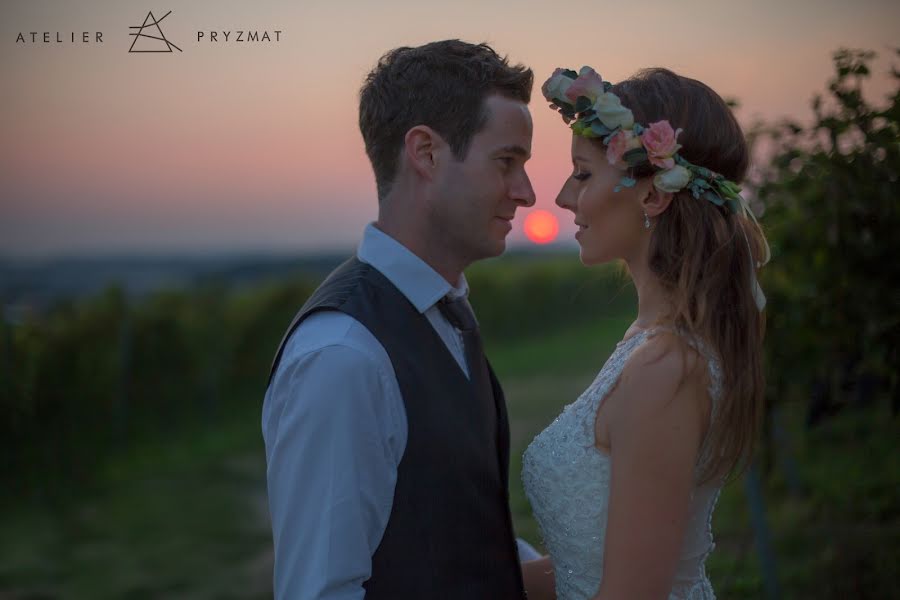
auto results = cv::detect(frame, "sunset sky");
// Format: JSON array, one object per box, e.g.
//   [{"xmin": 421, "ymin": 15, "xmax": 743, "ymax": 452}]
[{"xmin": 1, "ymin": 0, "xmax": 898, "ymax": 258}]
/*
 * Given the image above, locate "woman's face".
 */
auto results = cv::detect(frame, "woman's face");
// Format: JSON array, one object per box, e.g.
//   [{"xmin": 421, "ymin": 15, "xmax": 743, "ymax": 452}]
[{"xmin": 555, "ymin": 135, "xmax": 648, "ymax": 265}]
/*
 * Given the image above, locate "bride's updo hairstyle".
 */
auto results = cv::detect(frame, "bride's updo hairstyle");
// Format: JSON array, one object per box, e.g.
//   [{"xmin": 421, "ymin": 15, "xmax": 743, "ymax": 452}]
[{"xmin": 609, "ymin": 68, "xmax": 767, "ymax": 484}]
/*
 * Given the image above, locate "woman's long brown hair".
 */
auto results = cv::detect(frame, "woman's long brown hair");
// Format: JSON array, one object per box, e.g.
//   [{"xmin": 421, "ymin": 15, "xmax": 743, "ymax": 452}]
[{"xmin": 608, "ymin": 68, "xmax": 768, "ymax": 484}]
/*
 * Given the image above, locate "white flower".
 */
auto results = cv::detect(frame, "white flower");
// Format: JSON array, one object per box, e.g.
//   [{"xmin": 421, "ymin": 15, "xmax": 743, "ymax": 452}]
[
  {"xmin": 653, "ymin": 165, "xmax": 692, "ymax": 193},
  {"xmin": 541, "ymin": 69, "xmax": 575, "ymax": 103},
  {"xmin": 592, "ymin": 92, "xmax": 634, "ymax": 130}
]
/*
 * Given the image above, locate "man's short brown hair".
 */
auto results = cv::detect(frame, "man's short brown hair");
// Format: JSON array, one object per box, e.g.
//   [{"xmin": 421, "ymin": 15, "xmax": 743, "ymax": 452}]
[{"xmin": 358, "ymin": 39, "xmax": 533, "ymax": 200}]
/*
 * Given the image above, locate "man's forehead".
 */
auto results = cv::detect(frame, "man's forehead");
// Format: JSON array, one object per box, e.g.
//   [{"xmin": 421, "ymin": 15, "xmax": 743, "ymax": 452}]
[
  {"xmin": 479, "ymin": 96, "xmax": 533, "ymax": 150},
  {"xmin": 483, "ymin": 94, "xmax": 532, "ymax": 123}
]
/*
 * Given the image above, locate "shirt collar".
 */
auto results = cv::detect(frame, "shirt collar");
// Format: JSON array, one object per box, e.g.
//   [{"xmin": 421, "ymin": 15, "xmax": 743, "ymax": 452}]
[{"xmin": 357, "ymin": 222, "xmax": 468, "ymax": 314}]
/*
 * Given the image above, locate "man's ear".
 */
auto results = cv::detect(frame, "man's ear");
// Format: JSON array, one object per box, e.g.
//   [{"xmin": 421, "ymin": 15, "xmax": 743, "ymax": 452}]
[
  {"xmin": 404, "ymin": 125, "xmax": 447, "ymax": 180},
  {"xmin": 641, "ymin": 183, "xmax": 674, "ymax": 218}
]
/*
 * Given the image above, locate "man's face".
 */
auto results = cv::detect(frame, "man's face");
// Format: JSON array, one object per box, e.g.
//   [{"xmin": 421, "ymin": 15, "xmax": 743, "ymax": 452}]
[{"xmin": 430, "ymin": 94, "xmax": 536, "ymax": 262}]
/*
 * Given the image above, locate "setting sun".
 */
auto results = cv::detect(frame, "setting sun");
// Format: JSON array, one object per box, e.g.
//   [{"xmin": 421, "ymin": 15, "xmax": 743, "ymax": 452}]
[{"xmin": 523, "ymin": 210, "xmax": 560, "ymax": 245}]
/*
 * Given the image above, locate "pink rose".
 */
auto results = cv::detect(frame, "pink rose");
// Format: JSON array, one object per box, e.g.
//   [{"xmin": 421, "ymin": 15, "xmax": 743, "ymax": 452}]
[
  {"xmin": 605, "ymin": 129, "xmax": 640, "ymax": 167},
  {"xmin": 564, "ymin": 67, "xmax": 605, "ymax": 104},
  {"xmin": 640, "ymin": 120, "xmax": 683, "ymax": 169}
]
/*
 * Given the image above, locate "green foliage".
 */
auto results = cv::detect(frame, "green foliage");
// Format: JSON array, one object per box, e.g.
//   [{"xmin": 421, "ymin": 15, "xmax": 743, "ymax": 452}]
[
  {"xmin": 468, "ymin": 254, "xmax": 635, "ymax": 344},
  {"xmin": 751, "ymin": 48, "xmax": 899, "ymax": 410},
  {"xmin": 0, "ymin": 254, "xmax": 627, "ymax": 502},
  {"xmin": 0, "ymin": 278, "xmax": 315, "ymax": 503}
]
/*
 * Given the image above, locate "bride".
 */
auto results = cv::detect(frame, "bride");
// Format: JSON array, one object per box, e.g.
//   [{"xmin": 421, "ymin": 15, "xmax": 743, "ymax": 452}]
[{"xmin": 520, "ymin": 66, "xmax": 770, "ymax": 600}]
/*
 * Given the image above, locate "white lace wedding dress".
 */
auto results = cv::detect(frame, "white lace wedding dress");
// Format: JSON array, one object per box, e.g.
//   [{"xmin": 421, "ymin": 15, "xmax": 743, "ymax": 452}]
[{"xmin": 522, "ymin": 327, "xmax": 724, "ymax": 600}]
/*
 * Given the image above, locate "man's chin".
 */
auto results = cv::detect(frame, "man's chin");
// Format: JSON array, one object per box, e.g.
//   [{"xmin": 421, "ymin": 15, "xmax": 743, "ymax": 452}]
[
  {"xmin": 468, "ymin": 239, "xmax": 506, "ymax": 263},
  {"xmin": 487, "ymin": 236, "xmax": 507, "ymax": 257}
]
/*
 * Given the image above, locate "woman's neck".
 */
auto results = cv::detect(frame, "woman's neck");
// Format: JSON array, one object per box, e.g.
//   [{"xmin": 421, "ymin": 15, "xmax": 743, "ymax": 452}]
[{"xmin": 625, "ymin": 257, "xmax": 674, "ymax": 331}]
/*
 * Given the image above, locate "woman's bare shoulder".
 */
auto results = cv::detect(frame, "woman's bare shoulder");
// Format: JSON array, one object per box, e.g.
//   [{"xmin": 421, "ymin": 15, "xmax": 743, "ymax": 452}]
[{"xmin": 607, "ymin": 330, "xmax": 711, "ymax": 449}]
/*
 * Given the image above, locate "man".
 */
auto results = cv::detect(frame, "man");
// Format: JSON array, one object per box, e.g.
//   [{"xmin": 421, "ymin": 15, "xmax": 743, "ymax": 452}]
[{"xmin": 262, "ymin": 39, "xmax": 535, "ymax": 599}]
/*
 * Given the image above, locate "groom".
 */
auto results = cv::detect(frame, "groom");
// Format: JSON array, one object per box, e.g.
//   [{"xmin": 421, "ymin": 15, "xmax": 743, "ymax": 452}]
[{"xmin": 261, "ymin": 40, "xmax": 536, "ymax": 598}]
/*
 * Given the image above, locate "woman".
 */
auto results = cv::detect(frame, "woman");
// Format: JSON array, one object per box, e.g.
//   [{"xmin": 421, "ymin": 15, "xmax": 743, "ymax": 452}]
[{"xmin": 520, "ymin": 66, "xmax": 770, "ymax": 600}]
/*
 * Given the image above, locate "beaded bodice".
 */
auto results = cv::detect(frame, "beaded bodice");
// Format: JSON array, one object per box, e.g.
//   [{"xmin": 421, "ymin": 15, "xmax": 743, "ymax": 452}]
[{"xmin": 521, "ymin": 327, "xmax": 724, "ymax": 600}]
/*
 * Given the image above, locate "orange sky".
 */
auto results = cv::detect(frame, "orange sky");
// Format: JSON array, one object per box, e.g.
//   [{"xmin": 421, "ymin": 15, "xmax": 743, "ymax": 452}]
[{"xmin": 1, "ymin": 0, "xmax": 898, "ymax": 257}]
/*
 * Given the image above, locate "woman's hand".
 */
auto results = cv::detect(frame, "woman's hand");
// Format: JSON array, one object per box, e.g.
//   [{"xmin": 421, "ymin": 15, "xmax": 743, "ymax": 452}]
[{"xmin": 522, "ymin": 555, "xmax": 557, "ymax": 600}]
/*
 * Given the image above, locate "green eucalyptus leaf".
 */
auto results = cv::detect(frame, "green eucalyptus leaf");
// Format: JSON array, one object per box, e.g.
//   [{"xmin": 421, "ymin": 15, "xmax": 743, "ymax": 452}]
[
  {"xmin": 702, "ymin": 190, "xmax": 725, "ymax": 206},
  {"xmin": 590, "ymin": 121, "xmax": 612, "ymax": 137},
  {"xmin": 574, "ymin": 96, "xmax": 592, "ymax": 113},
  {"xmin": 554, "ymin": 99, "xmax": 575, "ymax": 114},
  {"xmin": 624, "ymin": 148, "xmax": 648, "ymax": 167}
]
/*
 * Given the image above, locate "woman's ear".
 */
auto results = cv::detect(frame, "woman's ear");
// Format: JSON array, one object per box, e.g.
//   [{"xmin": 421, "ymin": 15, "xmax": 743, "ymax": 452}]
[{"xmin": 641, "ymin": 183, "xmax": 674, "ymax": 218}]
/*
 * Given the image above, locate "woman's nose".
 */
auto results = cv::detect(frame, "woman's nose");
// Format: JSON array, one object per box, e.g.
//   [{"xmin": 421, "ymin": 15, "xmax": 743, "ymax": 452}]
[{"xmin": 555, "ymin": 178, "xmax": 576, "ymax": 212}]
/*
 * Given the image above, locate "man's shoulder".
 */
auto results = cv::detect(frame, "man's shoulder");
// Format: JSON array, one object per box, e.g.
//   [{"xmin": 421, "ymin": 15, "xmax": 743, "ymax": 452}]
[{"xmin": 278, "ymin": 310, "xmax": 391, "ymax": 375}]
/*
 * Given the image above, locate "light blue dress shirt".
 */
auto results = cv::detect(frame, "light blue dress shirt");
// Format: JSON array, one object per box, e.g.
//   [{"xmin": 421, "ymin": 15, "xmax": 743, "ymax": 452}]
[{"xmin": 261, "ymin": 223, "xmax": 472, "ymax": 599}]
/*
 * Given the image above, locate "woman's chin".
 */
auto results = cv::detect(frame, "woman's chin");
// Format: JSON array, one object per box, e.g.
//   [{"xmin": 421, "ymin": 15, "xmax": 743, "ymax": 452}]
[
  {"xmin": 578, "ymin": 248, "xmax": 598, "ymax": 266},
  {"xmin": 578, "ymin": 248, "xmax": 611, "ymax": 267}
]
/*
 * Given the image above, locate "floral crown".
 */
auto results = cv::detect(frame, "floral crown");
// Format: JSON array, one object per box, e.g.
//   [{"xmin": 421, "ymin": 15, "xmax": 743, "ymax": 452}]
[{"xmin": 542, "ymin": 66, "xmax": 770, "ymax": 310}]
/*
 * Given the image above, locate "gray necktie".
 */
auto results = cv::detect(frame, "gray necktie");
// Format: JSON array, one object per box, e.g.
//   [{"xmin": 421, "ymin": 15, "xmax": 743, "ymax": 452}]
[{"xmin": 437, "ymin": 295, "xmax": 495, "ymax": 405}]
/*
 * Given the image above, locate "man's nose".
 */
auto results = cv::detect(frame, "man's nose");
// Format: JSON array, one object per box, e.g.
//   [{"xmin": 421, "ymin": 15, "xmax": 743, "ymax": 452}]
[{"xmin": 512, "ymin": 172, "xmax": 536, "ymax": 207}]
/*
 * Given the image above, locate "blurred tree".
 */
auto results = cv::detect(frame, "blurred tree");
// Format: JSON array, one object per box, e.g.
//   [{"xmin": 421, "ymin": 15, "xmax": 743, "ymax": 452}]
[{"xmin": 751, "ymin": 48, "xmax": 899, "ymax": 424}]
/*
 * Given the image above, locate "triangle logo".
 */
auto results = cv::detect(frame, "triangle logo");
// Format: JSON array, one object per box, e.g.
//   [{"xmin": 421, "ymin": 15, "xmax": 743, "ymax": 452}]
[{"xmin": 129, "ymin": 10, "xmax": 182, "ymax": 53}]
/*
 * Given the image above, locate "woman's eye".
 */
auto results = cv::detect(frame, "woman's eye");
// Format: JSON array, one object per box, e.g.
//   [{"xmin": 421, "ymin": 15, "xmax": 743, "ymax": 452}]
[{"xmin": 573, "ymin": 172, "xmax": 591, "ymax": 181}]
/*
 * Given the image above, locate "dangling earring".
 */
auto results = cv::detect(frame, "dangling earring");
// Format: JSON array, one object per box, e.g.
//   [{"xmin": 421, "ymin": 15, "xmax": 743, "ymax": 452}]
[{"xmin": 643, "ymin": 210, "xmax": 651, "ymax": 230}]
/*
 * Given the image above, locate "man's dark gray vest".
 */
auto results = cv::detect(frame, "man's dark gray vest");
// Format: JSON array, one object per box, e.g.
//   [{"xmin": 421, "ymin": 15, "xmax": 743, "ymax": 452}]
[{"xmin": 268, "ymin": 257, "xmax": 525, "ymax": 599}]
